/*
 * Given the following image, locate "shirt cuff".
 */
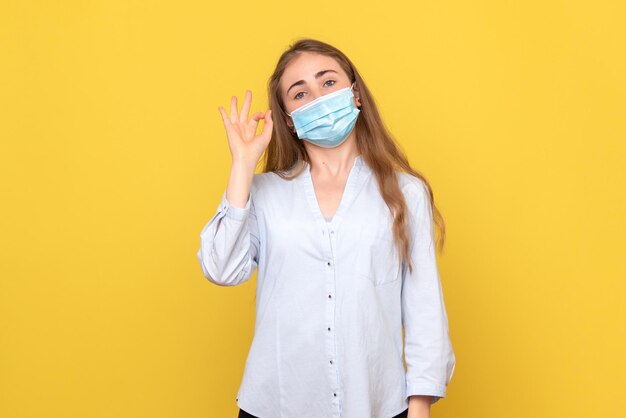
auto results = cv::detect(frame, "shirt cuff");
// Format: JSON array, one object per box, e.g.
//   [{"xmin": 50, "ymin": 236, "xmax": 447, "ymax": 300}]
[
  {"xmin": 219, "ymin": 190, "xmax": 251, "ymax": 222},
  {"xmin": 406, "ymin": 381, "xmax": 447, "ymax": 404}
]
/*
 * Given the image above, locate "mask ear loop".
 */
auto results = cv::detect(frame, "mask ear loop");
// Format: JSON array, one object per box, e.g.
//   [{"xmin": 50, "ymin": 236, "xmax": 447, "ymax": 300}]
[{"xmin": 285, "ymin": 106, "xmax": 296, "ymax": 133}]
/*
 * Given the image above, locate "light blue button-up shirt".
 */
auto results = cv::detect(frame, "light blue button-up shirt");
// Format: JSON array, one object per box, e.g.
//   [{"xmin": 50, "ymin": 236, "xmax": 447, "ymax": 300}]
[{"xmin": 197, "ymin": 155, "xmax": 456, "ymax": 418}]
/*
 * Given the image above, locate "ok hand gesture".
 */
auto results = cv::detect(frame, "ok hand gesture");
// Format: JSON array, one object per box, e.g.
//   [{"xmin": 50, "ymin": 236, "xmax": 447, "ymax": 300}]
[{"xmin": 218, "ymin": 90, "xmax": 273, "ymax": 171}]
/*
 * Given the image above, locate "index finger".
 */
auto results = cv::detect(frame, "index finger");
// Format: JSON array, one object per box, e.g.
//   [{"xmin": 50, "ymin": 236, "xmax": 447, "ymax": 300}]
[{"xmin": 239, "ymin": 90, "xmax": 252, "ymax": 123}]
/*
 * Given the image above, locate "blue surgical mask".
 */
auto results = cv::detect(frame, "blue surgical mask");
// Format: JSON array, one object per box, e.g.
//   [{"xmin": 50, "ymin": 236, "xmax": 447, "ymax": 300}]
[{"xmin": 287, "ymin": 82, "xmax": 360, "ymax": 148}]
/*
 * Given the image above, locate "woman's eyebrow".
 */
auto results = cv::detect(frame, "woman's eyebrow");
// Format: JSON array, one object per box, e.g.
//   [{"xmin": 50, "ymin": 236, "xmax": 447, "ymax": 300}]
[{"xmin": 286, "ymin": 69, "xmax": 339, "ymax": 95}]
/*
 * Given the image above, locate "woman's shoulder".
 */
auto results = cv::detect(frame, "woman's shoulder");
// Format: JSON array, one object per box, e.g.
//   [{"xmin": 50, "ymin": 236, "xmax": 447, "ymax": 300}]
[
  {"xmin": 396, "ymin": 171, "xmax": 429, "ymax": 199},
  {"xmin": 395, "ymin": 172, "xmax": 433, "ymax": 223}
]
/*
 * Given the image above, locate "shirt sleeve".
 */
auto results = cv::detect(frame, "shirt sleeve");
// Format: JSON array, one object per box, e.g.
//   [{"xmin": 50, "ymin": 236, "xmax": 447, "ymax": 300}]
[
  {"xmin": 401, "ymin": 178, "xmax": 456, "ymax": 404},
  {"xmin": 196, "ymin": 188, "xmax": 260, "ymax": 286}
]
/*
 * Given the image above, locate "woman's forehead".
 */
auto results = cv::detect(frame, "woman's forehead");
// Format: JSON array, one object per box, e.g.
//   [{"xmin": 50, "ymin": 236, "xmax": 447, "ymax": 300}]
[{"xmin": 281, "ymin": 54, "xmax": 345, "ymax": 90}]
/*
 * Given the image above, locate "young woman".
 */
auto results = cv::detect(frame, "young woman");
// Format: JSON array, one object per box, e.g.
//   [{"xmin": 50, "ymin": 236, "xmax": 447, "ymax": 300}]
[{"xmin": 197, "ymin": 38, "xmax": 456, "ymax": 418}]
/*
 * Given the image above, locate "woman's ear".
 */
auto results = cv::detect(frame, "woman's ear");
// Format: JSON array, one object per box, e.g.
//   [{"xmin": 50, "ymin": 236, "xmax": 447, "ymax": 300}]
[{"xmin": 352, "ymin": 84, "xmax": 362, "ymax": 108}]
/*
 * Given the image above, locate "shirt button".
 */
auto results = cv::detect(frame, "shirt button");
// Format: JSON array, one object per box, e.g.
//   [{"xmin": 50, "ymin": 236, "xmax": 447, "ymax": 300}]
[
  {"xmin": 328, "ymin": 327, "xmax": 331, "ymax": 331},
  {"xmin": 330, "ymin": 360, "xmax": 333, "ymax": 364},
  {"xmin": 328, "ymin": 294, "xmax": 332, "ymax": 299},
  {"xmin": 327, "ymin": 261, "xmax": 331, "ymax": 266},
  {"xmin": 333, "ymin": 393, "xmax": 337, "ymax": 397}
]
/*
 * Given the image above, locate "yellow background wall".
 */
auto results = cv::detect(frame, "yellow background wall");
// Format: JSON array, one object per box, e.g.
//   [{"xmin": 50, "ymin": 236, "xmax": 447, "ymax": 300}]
[{"xmin": 1, "ymin": 1, "xmax": 624, "ymax": 417}]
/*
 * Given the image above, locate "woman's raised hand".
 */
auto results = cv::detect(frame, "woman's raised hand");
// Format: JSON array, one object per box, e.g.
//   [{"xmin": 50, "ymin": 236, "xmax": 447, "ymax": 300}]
[{"xmin": 218, "ymin": 90, "xmax": 273, "ymax": 170}]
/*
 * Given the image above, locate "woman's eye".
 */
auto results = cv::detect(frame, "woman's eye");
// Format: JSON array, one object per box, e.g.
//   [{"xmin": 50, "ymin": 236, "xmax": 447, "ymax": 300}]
[{"xmin": 293, "ymin": 80, "xmax": 337, "ymax": 100}]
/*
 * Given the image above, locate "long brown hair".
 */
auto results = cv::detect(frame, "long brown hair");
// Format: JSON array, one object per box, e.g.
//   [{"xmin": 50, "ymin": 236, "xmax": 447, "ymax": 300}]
[{"xmin": 262, "ymin": 38, "xmax": 446, "ymax": 274}]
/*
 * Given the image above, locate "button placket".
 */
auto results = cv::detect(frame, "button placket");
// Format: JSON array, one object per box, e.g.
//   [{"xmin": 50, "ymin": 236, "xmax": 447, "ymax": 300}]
[
  {"xmin": 324, "ymin": 223, "xmax": 340, "ymax": 413},
  {"xmin": 299, "ymin": 157, "xmax": 366, "ymax": 418}
]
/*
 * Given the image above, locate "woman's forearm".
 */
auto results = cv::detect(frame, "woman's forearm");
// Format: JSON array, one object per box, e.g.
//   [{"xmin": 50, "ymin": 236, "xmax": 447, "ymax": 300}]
[{"xmin": 407, "ymin": 395, "xmax": 431, "ymax": 418}]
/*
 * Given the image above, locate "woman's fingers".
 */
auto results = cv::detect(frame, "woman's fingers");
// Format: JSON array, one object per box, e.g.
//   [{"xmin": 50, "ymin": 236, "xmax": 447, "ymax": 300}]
[
  {"xmin": 239, "ymin": 90, "xmax": 252, "ymax": 123},
  {"xmin": 249, "ymin": 111, "xmax": 264, "ymax": 122},
  {"xmin": 229, "ymin": 95, "xmax": 239, "ymax": 124},
  {"xmin": 218, "ymin": 106, "xmax": 232, "ymax": 130},
  {"xmin": 260, "ymin": 109, "xmax": 273, "ymax": 141},
  {"xmin": 248, "ymin": 111, "xmax": 264, "ymax": 133},
  {"xmin": 218, "ymin": 105, "xmax": 237, "ymax": 139},
  {"xmin": 219, "ymin": 92, "xmax": 273, "ymax": 147},
  {"xmin": 217, "ymin": 106, "xmax": 228, "ymax": 124},
  {"xmin": 250, "ymin": 110, "xmax": 273, "ymax": 138}
]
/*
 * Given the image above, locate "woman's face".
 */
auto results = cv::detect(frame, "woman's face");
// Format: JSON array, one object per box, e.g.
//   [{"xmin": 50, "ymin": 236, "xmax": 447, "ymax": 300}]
[{"xmin": 281, "ymin": 52, "xmax": 361, "ymax": 122}]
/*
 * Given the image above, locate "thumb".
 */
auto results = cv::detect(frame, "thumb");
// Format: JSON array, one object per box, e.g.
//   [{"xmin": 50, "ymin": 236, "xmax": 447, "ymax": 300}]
[{"xmin": 260, "ymin": 109, "xmax": 273, "ymax": 141}]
